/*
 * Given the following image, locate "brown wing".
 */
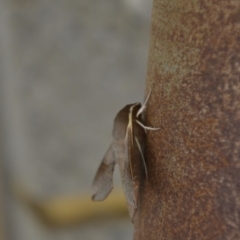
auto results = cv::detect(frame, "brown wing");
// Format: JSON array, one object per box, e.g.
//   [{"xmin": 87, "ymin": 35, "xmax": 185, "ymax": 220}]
[
  {"xmin": 113, "ymin": 127, "xmax": 137, "ymax": 222},
  {"xmin": 91, "ymin": 143, "xmax": 116, "ymax": 201},
  {"xmin": 112, "ymin": 103, "xmax": 145, "ymax": 222},
  {"xmin": 122, "ymin": 126, "xmax": 136, "ymax": 207}
]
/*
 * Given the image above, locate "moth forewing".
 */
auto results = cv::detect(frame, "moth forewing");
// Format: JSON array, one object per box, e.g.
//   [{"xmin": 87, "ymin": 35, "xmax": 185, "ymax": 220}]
[
  {"xmin": 117, "ymin": 103, "xmax": 146, "ymax": 221},
  {"xmin": 135, "ymin": 136, "xmax": 148, "ymax": 181},
  {"xmin": 92, "ymin": 143, "xmax": 116, "ymax": 201},
  {"xmin": 92, "ymin": 102, "xmax": 148, "ymax": 223},
  {"xmin": 130, "ymin": 108, "xmax": 146, "ymax": 203},
  {"xmin": 122, "ymin": 123, "xmax": 136, "ymax": 207}
]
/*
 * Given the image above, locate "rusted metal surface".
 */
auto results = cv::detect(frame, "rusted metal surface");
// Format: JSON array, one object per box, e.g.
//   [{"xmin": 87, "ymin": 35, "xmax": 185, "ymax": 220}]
[{"xmin": 134, "ymin": 0, "xmax": 240, "ymax": 239}]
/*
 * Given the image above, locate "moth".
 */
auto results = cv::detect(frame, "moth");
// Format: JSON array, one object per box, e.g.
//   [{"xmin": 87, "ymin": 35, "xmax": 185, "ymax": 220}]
[{"xmin": 91, "ymin": 90, "xmax": 158, "ymax": 222}]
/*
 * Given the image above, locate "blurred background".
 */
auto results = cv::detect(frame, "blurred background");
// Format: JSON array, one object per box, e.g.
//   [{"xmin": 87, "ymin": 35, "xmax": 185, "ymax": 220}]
[{"xmin": 0, "ymin": 0, "xmax": 152, "ymax": 239}]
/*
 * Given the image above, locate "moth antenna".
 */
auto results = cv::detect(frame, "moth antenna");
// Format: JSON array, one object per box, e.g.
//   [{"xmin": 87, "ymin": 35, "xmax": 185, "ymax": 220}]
[
  {"xmin": 135, "ymin": 136, "xmax": 148, "ymax": 181},
  {"xmin": 136, "ymin": 120, "xmax": 161, "ymax": 131},
  {"xmin": 136, "ymin": 86, "xmax": 152, "ymax": 117}
]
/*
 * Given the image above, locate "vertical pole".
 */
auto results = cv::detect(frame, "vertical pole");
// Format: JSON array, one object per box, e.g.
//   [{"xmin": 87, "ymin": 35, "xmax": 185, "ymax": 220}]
[{"xmin": 134, "ymin": 0, "xmax": 240, "ymax": 239}]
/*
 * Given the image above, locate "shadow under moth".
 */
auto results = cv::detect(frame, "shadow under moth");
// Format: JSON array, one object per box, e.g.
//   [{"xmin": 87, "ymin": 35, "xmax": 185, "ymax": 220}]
[{"xmin": 91, "ymin": 90, "xmax": 158, "ymax": 222}]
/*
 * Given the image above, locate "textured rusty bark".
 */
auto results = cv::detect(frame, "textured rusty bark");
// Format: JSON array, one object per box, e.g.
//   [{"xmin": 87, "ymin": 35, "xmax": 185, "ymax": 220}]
[{"xmin": 134, "ymin": 0, "xmax": 240, "ymax": 239}]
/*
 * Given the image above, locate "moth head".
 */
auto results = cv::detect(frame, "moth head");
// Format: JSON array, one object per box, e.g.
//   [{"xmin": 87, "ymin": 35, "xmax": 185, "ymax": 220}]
[{"xmin": 112, "ymin": 103, "xmax": 142, "ymax": 140}]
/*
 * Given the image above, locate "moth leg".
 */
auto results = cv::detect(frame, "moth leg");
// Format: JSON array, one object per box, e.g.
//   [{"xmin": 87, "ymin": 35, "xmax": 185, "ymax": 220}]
[
  {"xmin": 136, "ymin": 119, "xmax": 161, "ymax": 131},
  {"xmin": 92, "ymin": 143, "xmax": 116, "ymax": 201},
  {"xmin": 136, "ymin": 87, "xmax": 152, "ymax": 117},
  {"xmin": 135, "ymin": 136, "xmax": 148, "ymax": 181}
]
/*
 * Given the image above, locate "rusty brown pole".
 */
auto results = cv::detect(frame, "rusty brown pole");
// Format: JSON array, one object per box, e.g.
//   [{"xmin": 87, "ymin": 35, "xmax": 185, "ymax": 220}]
[{"xmin": 134, "ymin": 0, "xmax": 240, "ymax": 239}]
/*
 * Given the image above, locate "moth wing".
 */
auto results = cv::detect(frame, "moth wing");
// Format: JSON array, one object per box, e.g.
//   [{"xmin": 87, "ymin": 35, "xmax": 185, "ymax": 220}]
[
  {"xmin": 122, "ymin": 152, "xmax": 138, "ymax": 222},
  {"xmin": 112, "ymin": 135, "xmax": 137, "ymax": 221},
  {"xmin": 122, "ymin": 147, "xmax": 135, "ymax": 207},
  {"xmin": 92, "ymin": 143, "xmax": 116, "ymax": 201},
  {"xmin": 123, "ymin": 119, "xmax": 145, "ymax": 222}
]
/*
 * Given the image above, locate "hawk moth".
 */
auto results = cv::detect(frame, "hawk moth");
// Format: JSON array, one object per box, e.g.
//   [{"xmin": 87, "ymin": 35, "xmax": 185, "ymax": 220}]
[{"xmin": 91, "ymin": 90, "xmax": 158, "ymax": 222}]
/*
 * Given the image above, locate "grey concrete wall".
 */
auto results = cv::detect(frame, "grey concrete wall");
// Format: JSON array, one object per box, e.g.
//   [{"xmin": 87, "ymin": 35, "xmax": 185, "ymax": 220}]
[{"xmin": 0, "ymin": 0, "xmax": 152, "ymax": 240}]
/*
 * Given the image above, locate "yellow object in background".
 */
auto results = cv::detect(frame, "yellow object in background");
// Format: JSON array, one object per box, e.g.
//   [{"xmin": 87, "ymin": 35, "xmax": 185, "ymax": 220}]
[{"xmin": 16, "ymin": 187, "xmax": 128, "ymax": 227}]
